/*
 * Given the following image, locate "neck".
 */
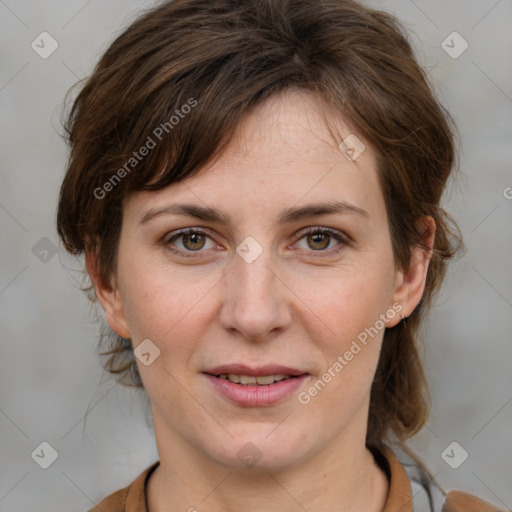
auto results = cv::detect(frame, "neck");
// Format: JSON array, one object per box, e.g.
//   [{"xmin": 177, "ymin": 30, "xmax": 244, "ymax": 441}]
[{"xmin": 147, "ymin": 416, "xmax": 389, "ymax": 512}]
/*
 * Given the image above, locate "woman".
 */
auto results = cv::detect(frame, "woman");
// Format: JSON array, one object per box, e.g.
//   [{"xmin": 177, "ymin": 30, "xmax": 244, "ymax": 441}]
[{"xmin": 56, "ymin": 0, "xmax": 506, "ymax": 510}]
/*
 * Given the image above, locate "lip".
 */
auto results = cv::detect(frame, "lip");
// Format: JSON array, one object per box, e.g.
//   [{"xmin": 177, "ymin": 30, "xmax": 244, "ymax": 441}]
[
  {"xmin": 204, "ymin": 364, "xmax": 307, "ymax": 377},
  {"xmin": 203, "ymin": 364, "xmax": 309, "ymax": 407}
]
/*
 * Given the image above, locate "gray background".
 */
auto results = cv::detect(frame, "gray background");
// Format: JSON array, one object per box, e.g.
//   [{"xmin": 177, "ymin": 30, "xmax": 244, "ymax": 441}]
[{"xmin": 1, "ymin": 1, "xmax": 511, "ymax": 510}]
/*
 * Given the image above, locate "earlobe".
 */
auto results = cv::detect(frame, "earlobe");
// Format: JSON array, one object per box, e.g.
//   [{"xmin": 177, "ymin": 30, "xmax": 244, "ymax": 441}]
[
  {"xmin": 85, "ymin": 248, "xmax": 131, "ymax": 339},
  {"xmin": 388, "ymin": 216, "xmax": 436, "ymax": 327}
]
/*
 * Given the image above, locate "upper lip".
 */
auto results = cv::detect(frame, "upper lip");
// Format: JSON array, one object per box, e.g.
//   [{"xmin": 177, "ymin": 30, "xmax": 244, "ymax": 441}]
[{"xmin": 204, "ymin": 364, "xmax": 308, "ymax": 377}]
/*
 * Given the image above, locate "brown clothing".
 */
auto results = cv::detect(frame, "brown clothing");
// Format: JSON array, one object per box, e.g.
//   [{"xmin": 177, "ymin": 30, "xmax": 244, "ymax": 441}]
[{"xmin": 89, "ymin": 445, "xmax": 507, "ymax": 511}]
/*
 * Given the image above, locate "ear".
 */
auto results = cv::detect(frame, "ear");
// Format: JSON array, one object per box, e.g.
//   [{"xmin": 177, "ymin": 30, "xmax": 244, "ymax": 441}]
[
  {"xmin": 85, "ymin": 247, "xmax": 131, "ymax": 339},
  {"xmin": 388, "ymin": 216, "xmax": 436, "ymax": 327}
]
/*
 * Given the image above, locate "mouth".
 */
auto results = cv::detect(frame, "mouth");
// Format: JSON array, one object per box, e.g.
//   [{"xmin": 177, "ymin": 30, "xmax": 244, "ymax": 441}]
[
  {"xmin": 203, "ymin": 364, "xmax": 309, "ymax": 406},
  {"xmin": 212, "ymin": 373, "xmax": 300, "ymax": 386},
  {"xmin": 204, "ymin": 363, "xmax": 308, "ymax": 383}
]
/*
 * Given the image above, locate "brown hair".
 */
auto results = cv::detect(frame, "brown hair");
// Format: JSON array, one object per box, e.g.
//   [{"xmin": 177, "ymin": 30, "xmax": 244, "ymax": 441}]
[{"xmin": 57, "ymin": 0, "xmax": 461, "ymax": 449}]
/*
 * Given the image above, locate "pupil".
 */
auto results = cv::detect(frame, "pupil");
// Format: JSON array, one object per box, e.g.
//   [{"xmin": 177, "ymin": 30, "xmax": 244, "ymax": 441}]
[
  {"xmin": 184, "ymin": 233, "xmax": 205, "ymax": 250},
  {"xmin": 309, "ymin": 233, "xmax": 329, "ymax": 250}
]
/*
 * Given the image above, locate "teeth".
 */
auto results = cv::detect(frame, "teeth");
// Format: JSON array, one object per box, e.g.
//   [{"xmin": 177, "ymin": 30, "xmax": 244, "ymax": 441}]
[
  {"xmin": 255, "ymin": 375, "xmax": 277, "ymax": 385},
  {"xmin": 217, "ymin": 374, "xmax": 291, "ymax": 385}
]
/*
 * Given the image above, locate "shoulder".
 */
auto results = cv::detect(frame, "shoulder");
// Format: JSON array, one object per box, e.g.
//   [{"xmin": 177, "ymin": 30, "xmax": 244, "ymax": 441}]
[
  {"xmin": 375, "ymin": 444, "xmax": 508, "ymax": 512},
  {"xmin": 88, "ymin": 462, "xmax": 159, "ymax": 512},
  {"xmin": 88, "ymin": 487, "xmax": 129, "ymax": 512},
  {"xmin": 443, "ymin": 490, "xmax": 509, "ymax": 512}
]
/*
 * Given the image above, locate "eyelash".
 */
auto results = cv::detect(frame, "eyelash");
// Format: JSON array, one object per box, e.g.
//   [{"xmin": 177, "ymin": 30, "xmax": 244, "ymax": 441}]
[{"xmin": 164, "ymin": 227, "xmax": 349, "ymax": 259}]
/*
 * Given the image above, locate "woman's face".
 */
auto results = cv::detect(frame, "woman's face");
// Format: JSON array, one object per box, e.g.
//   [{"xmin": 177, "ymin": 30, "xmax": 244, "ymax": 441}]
[{"xmin": 99, "ymin": 89, "xmax": 420, "ymax": 471}]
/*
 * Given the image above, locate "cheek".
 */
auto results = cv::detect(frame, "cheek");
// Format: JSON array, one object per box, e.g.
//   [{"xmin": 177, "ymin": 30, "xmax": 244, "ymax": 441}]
[
  {"xmin": 291, "ymin": 254, "xmax": 395, "ymax": 394},
  {"xmin": 296, "ymin": 287, "xmax": 388, "ymax": 417},
  {"xmin": 117, "ymin": 255, "xmax": 219, "ymax": 360},
  {"xmin": 295, "ymin": 257, "xmax": 395, "ymax": 340}
]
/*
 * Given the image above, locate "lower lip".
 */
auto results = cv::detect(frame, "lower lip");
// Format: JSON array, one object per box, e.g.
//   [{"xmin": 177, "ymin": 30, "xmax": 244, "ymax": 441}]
[{"xmin": 204, "ymin": 374, "xmax": 309, "ymax": 406}]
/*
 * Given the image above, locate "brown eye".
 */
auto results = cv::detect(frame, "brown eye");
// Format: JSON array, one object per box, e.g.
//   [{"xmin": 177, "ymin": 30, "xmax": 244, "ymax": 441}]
[
  {"xmin": 181, "ymin": 232, "xmax": 206, "ymax": 251},
  {"xmin": 294, "ymin": 227, "xmax": 347, "ymax": 256},
  {"xmin": 166, "ymin": 228, "xmax": 218, "ymax": 257},
  {"xmin": 306, "ymin": 232, "xmax": 331, "ymax": 250}
]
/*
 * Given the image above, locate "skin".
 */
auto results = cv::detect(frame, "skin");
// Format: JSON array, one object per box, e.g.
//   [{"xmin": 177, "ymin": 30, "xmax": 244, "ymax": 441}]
[{"xmin": 88, "ymin": 89, "xmax": 434, "ymax": 512}]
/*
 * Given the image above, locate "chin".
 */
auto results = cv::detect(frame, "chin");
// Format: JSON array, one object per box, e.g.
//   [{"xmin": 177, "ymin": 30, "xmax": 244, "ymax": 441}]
[{"xmin": 205, "ymin": 428, "xmax": 312, "ymax": 473}]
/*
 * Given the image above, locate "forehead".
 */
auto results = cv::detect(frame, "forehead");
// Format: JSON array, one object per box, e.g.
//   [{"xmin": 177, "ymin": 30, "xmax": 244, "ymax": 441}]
[
  {"xmin": 124, "ymin": 89, "xmax": 383, "ymax": 224},
  {"xmin": 212, "ymin": 89, "xmax": 368, "ymax": 171}
]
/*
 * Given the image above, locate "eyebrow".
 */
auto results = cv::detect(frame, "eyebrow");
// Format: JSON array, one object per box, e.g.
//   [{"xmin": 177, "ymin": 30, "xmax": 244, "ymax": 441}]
[{"xmin": 139, "ymin": 200, "xmax": 369, "ymax": 226}]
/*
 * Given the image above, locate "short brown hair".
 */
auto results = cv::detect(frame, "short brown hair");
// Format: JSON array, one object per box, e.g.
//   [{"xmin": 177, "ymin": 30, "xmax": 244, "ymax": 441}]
[{"xmin": 57, "ymin": 0, "xmax": 461, "ymax": 449}]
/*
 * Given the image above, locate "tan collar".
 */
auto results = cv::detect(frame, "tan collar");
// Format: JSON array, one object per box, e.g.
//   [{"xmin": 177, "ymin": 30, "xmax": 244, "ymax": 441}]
[{"xmin": 377, "ymin": 444, "xmax": 415, "ymax": 512}]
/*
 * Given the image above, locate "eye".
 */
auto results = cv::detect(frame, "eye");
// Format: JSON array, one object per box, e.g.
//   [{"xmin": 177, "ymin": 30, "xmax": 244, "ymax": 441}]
[
  {"xmin": 165, "ymin": 228, "xmax": 219, "ymax": 257},
  {"xmin": 293, "ymin": 227, "xmax": 347, "ymax": 255}
]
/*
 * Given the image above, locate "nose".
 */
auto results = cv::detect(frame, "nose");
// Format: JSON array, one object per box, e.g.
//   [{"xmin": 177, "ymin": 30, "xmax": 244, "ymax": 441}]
[{"xmin": 219, "ymin": 245, "xmax": 292, "ymax": 342}]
